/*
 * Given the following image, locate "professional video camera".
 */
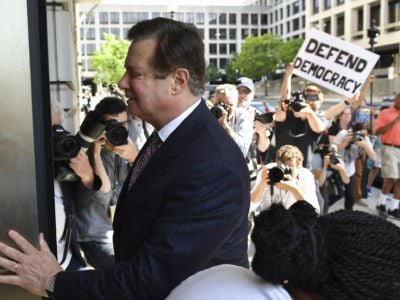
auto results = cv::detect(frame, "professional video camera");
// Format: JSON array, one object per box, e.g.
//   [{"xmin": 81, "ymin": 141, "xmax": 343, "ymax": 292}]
[
  {"xmin": 267, "ymin": 163, "xmax": 292, "ymax": 184},
  {"xmin": 210, "ymin": 103, "xmax": 229, "ymax": 119},
  {"xmin": 314, "ymin": 144, "xmax": 341, "ymax": 165},
  {"xmin": 350, "ymin": 131, "xmax": 365, "ymax": 143}
]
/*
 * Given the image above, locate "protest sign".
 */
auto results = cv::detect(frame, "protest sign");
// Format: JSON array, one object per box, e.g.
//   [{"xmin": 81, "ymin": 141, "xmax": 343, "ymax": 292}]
[{"xmin": 292, "ymin": 28, "xmax": 380, "ymax": 98}]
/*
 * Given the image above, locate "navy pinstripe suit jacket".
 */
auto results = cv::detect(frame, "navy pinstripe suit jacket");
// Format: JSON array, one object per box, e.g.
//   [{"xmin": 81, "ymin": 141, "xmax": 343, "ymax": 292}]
[{"xmin": 56, "ymin": 101, "xmax": 250, "ymax": 299}]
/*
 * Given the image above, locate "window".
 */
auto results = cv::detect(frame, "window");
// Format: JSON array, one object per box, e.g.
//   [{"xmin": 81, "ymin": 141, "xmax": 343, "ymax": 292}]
[
  {"xmin": 337, "ymin": 15, "xmax": 344, "ymax": 36},
  {"xmin": 286, "ymin": 21, "xmax": 290, "ymax": 32},
  {"xmin": 219, "ymin": 13, "xmax": 227, "ymax": 25},
  {"xmin": 261, "ymin": 28, "xmax": 268, "ymax": 35},
  {"xmin": 209, "ymin": 28, "xmax": 217, "ymax": 40},
  {"xmin": 209, "ymin": 59, "xmax": 218, "ymax": 67},
  {"xmin": 370, "ymin": 5, "xmax": 380, "ymax": 26},
  {"xmin": 241, "ymin": 28, "xmax": 249, "ymax": 39},
  {"xmin": 286, "ymin": 5, "xmax": 290, "ymax": 17},
  {"xmin": 219, "ymin": 44, "xmax": 227, "ymax": 54},
  {"xmin": 209, "ymin": 44, "xmax": 217, "ymax": 54},
  {"xmin": 219, "ymin": 29, "xmax": 227, "ymax": 40},
  {"xmin": 324, "ymin": 0, "xmax": 331, "ymax": 10},
  {"xmin": 229, "ymin": 13, "xmax": 236, "ymax": 25},
  {"xmin": 86, "ymin": 28, "xmax": 95, "ymax": 40},
  {"xmin": 110, "ymin": 28, "xmax": 120, "ymax": 38},
  {"xmin": 198, "ymin": 28, "xmax": 204, "ymax": 39},
  {"xmin": 99, "ymin": 12, "xmax": 108, "ymax": 24},
  {"xmin": 251, "ymin": 14, "xmax": 258, "ymax": 25},
  {"xmin": 219, "ymin": 58, "xmax": 228, "ymax": 69},
  {"xmin": 86, "ymin": 14, "xmax": 95, "ymax": 24},
  {"xmin": 357, "ymin": 8, "xmax": 363, "ymax": 31},
  {"xmin": 209, "ymin": 13, "xmax": 217, "ymax": 24},
  {"xmin": 313, "ymin": 0, "xmax": 319, "ymax": 14},
  {"xmin": 280, "ymin": 8, "xmax": 283, "ymax": 19},
  {"xmin": 241, "ymin": 14, "xmax": 249, "ymax": 25},
  {"xmin": 175, "ymin": 13, "xmax": 184, "ymax": 22},
  {"xmin": 186, "ymin": 13, "xmax": 194, "ymax": 24},
  {"xmin": 229, "ymin": 29, "xmax": 236, "ymax": 39},
  {"xmin": 122, "ymin": 12, "xmax": 148, "ymax": 24},
  {"xmin": 99, "ymin": 28, "xmax": 109, "ymax": 39},
  {"xmin": 80, "ymin": 28, "xmax": 85, "ymax": 40},
  {"xmin": 196, "ymin": 13, "xmax": 204, "ymax": 25},
  {"xmin": 389, "ymin": 0, "xmax": 400, "ymax": 23},
  {"xmin": 261, "ymin": 14, "xmax": 268, "ymax": 25},
  {"xmin": 86, "ymin": 43, "xmax": 96, "ymax": 56},
  {"xmin": 123, "ymin": 28, "xmax": 130, "ymax": 38},
  {"xmin": 293, "ymin": 18, "xmax": 299, "ymax": 31},
  {"xmin": 293, "ymin": 1, "xmax": 300, "ymax": 14},
  {"xmin": 337, "ymin": 0, "xmax": 344, "ymax": 5},
  {"xmin": 152, "ymin": 12, "xmax": 161, "ymax": 18},
  {"xmin": 324, "ymin": 19, "xmax": 331, "ymax": 34},
  {"xmin": 229, "ymin": 43, "xmax": 236, "ymax": 54},
  {"xmin": 251, "ymin": 29, "xmax": 258, "ymax": 36},
  {"xmin": 279, "ymin": 24, "xmax": 283, "ymax": 35},
  {"xmin": 110, "ymin": 12, "xmax": 119, "ymax": 24}
]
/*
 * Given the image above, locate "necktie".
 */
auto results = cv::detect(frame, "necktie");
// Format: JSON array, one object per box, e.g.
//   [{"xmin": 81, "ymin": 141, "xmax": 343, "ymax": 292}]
[{"xmin": 127, "ymin": 131, "xmax": 162, "ymax": 191}]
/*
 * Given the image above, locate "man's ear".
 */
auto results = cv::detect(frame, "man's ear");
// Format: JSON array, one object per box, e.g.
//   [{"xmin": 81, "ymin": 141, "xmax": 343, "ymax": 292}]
[{"xmin": 171, "ymin": 68, "xmax": 189, "ymax": 94}]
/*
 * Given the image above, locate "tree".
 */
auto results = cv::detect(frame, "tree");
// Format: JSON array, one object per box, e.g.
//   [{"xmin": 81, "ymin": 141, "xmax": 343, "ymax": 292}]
[
  {"xmin": 89, "ymin": 33, "xmax": 130, "ymax": 84},
  {"xmin": 205, "ymin": 63, "xmax": 225, "ymax": 84},
  {"xmin": 277, "ymin": 38, "xmax": 304, "ymax": 66}
]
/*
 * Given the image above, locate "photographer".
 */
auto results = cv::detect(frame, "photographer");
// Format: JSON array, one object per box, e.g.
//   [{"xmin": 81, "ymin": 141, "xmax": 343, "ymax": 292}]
[
  {"xmin": 332, "ymin": 122, "xmax": 376, "ymax": 210},
  {"xmin": 75, "ymin": 97, "xmax": 139, "ymax": 269},
  {"xmin": 253, "ymin": 112, "xmax": 275, "ymax": 165},
  {"xmin": 311, "ymin": 144, "xmax": 350, "ymax": 214},
  {"xmin": 250, "ymin": 145, "xmax": 320, "ymax": 215},
  {"xmin": 212, "ymin": 83, "xmax": 254, "ymax": 156}
]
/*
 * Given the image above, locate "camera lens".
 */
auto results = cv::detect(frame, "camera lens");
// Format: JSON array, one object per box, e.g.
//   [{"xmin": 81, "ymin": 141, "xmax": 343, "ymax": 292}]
[
  {"xmin": 105, "ymin": 120, "xmax": 128, "ymax": 146},
  {"xmin": 52, "ymin": 125, "xmax": 81, "ymax": 161}
]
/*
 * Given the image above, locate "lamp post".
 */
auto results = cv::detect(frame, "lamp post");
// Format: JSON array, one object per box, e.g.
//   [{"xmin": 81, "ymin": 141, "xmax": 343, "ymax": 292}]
[{"xmin": 367, "ymin": 19, "xmax": 380, "ymax": 108}]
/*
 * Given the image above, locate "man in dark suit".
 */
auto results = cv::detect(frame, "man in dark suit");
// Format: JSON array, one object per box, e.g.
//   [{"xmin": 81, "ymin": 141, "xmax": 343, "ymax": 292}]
[{"xmin": 0, "ymin": 18, "xmax": 250, "ymax": 299}]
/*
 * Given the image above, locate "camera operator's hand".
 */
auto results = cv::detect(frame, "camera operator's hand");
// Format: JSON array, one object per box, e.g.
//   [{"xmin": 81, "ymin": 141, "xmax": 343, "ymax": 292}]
[
  {"xmin": 292, "ymin": 102, "xmax": 313, "ymax": 119},
  {"xmin": 322, "ymin": 154, "xmax": 331, "ymax": 169},
  {"xmin": 69, "ymin": 149, "xmax": 94, "ymax": 189},
  {"xmin": 112, "ymin": 137, "xmax": 138, "ymax": 164},
  {"xmin": 274, "ymin": 174, "xmax": 305, "ymax": 201}
]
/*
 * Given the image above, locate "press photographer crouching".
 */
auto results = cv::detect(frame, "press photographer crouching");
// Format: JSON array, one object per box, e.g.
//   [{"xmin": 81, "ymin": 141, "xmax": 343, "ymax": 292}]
[
  {"xmin": 250, "ymin": 144, "xmax": 320, "ymax": 215},
  {"xmin": 311, "ymin": 143, "xmax": 350, "ymax": 215}
]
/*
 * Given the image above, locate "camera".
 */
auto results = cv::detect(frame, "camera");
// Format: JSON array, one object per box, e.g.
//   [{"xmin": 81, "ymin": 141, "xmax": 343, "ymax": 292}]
[
  {"xmin": 314, "ymin": 144, "xmax": 341, "ymax": 165},
  {"xmin": 267, "ymin": 163, "xmax": 292, "ymax": 184},
  {"xmin": 75, "ymin": 111, "xmax": 107, "ymax": 150},
  {"xmin": 210, "ymin": 103, "xmax": 229, "ymax": 119},
  {"xmin": 52, "ymin": 125, "xmax": 81, "ymax": 161},
  {"xmin": 283, "ymin": 91, "xmax": 306, "ymax": 112},
  {"xmin": 254, "ymin": 112, "xmax": 274, "ymax": 124},
  {"xmin": 105, "ymin": 119, "xmax": 128, "ymax": 146},
  {"xmin": 351, "ymin": 131, "xmax": 364, "ymax": 143}
]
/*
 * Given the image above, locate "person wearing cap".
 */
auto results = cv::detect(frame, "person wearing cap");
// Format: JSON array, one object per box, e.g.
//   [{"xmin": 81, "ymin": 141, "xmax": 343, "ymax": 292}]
[{"xmin": 236, "ymin": 77, "xmax": 260, "ymax": 116}]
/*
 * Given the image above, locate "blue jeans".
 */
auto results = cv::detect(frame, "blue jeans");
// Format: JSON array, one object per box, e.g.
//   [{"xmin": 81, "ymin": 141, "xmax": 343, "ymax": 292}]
[
  {"xmin": 344, "ymin": 174, "xmax": 356, "ymax": 210},
  {"xmin": 79, "ymin": 241, "xmax": 115, "ymax": 269}
]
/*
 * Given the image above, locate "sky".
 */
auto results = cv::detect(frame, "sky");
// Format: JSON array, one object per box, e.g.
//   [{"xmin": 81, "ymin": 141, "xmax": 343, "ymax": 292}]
[{"xmin": 100, "ymin": 0, "xmax": 252, "ymax": 6}]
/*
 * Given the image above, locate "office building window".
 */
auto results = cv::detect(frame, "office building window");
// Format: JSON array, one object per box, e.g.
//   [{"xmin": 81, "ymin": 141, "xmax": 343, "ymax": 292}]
[
  {"xmin": 229, "ymin": 13, "xmax": 236, "ymax": 25},
  {"xmin": 99, "ymin": 12, "xmax": 108, "ymax": 24},
  {"xmin": 86, "ymin": 43, "xmax": 96, "ymax": 56},
  {"xmin": 152, "ymin": 12, "xmax": 161, "ymax": 18},
  {"xmin": 198, "ymin": 28, "xmax": 204, "ymax": 39},
  {"xmin": 209, "ymin": 28, "xmax": 217, "ymax": 40},
  {"xmin": 209, "ymin": 12, "xmax": 217, "ymax": 24},
  {"xmin": 324, "ymin": 19, "xmax": 331, "ymax": 34},
  {"xmin": 293, "ymin": 1, "xmax": 300, "ymax": 14},
  {"xmin": 286, "ymin": 21, "xmax": 290, "ymax": 32},
  {"xmin": 241, "ymin": 28, "xmax": 249, "ymax": 39},
  {"xmin": 110, "ymin": 12, "xmax": 119, "ymax": 24},
  {"xmin": 251, "ymin": 14, "xmax": 258, "ymax": 25},
  {"xmin": 337, "ymin": 15, "xmax": 344, "ymax": 36},
  {"xmin": 356, "ymin": 8, "xmax": 363, "ymax": 31},
  {"xmin": 86, "ymin": 28, "xmax": 95, "ymax": 40},
  {"xmin": 324, "ymin": 0, "xmax": 331, "ymax": 10},
  {"xmin": 293, "ymin": 18, "xmax": 299, "ymax": 31},
  {"xmin": 100, "ymin": 28, "xmax": 109, "ymax": 39},
  {"xmin": 229, "ymin": 28, "xmax": 236, "ymax": 39},
  {"xmin": 370, "ymin": 5, "xmax": 380, "ymax": 25},
  {"xmin": 220, "ymin": 58, "xmax": 228, "ymax": 69},
  {"xmin": 175, "ymin": 13, "xmax": 184, "ymax": 22},
  {"xmin": 251, "ymin": 28, "xmax": 258, "ymax": 36},
  {"xmin": 219, "ymin": 44, "xmax": 227, "ymax": 54},
  {"xmin": 219, "ymin": 13, "xmax": 227, "ymax": 25},
  {"xmin": 261, "ymin": 28, "xmax": 268, "ymax": 35},
  {"xmin": 110, "ymin": 28, "xmax": 120, "ymax": 38},
  {"xmin": 81, "ymin": 44, "xmax": 85, "ymax": 56},
  {"xmin": 122, "ymin": 12, "xmax": 148, "ymax": 24},
  {"xmin": 219, "ymin": 28, "xmax": 227, "ymax": 39},
  {"xmin": 313, "ymin": 0, "xmax": 319, "ymax": 14},
  {"xmin": 261, "ymin": 14, "xmax": 268, "ymax": 25},
  {"xmin": 280, "ymin": 8, "xmax": 283, "ymax": 19},
  {"xmin": 86, "ymin": 14, "xmax": 95, "ymax": 24},
  {"xmin": 286, "ymin": 5, "xmax": 290, "ymax": 17},
  {"xmin": 280, "ymin": 24, "xmax": 283, "ymax": 35},
  {"xmin": 337, "ymin": 0, "xmax": 344, "ymax": 5},
  {"xmin": 186, "ymin": 13, "xmax": 194, "ymax": 23},
  {"xmin": 241, "ymin": 13, "xmax": 249, "ymax": 25},
  {"xmin": 210, "ymin": 59, "xmax": 217, "ymax": 67},
  {"xmin": 123, "ymin": 28, "xmax": 129, "ymax": 38},
  {"xmin": 80, "ymin": 28, "xmax": 85, "ymax": 40},
  {"xmin": 389, "ymin": 0, "xmax": 400, "ymax": 23},
  {"xmin": 229, "ymin": 43, "xmax": 236, "ymax": 53},
  {"xmin": 209, "ymin": 44, "xmax": 217, "ymax": 54},
  {"xmin": 196, "ymin": 13, "xmax": 204, "ymax": 24}
]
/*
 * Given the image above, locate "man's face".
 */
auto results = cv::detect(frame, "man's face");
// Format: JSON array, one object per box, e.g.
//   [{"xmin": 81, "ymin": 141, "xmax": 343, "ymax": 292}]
[
  {"xmin": 118, "ymin": 38, "xmax": 173, "ymax": 129},
  {"xmin": 237, "ymin": 86, "xmax": 254, "ymax": 107}
]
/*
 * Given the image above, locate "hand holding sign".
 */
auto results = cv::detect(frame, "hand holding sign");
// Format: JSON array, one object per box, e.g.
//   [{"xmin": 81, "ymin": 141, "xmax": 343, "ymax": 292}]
[{"xmin": 293, "ymin": 28, "xmax": 380, "ymax": 98}]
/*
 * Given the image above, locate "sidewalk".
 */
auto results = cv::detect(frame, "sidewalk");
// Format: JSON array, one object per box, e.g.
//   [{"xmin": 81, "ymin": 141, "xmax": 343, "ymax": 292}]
[{"xmin": 328, "ymin": 186, "xmax": 400, "ymax": 227}]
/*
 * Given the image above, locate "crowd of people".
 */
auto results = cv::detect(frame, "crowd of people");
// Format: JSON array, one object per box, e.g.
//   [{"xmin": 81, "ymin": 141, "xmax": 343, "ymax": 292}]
[{"xmin": 0, "ymin": 17, "xmax": 399, "ymax": 299}]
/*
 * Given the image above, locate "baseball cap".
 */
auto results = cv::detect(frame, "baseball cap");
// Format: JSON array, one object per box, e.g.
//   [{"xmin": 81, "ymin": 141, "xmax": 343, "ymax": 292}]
[{"xmin": 236, "ymin": 77, "xmax": 254, "ymax": 92}]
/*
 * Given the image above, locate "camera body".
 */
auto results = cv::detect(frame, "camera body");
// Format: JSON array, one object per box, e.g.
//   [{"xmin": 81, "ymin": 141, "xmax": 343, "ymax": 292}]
[
  {"xmin": 210, "ymin": 103, "xmax": 229, "ymax": 119},
  {"xmin": 351, "ymin": 131, "xmax": 364, "ymax": 143},
  {"xmin": 52, "ymin": 125, "xmax": 81, "ymax": 161},
  {"xmin": 314, "ymin": 144, "xmax": 342, "ymax": 165},
  {"xmin": 254, "ymin": 112, "xmax": 274, "ymax": 124},
  {"xmin": 267, "ymin": 163, "xmax": 292, "ymax": 184},
  {"xmin": 283, "ymin": 91, "xmax": 306, "ymax": 112},
  {"xmin": 105, "ymin": 119, "xmax": 129, "ymax": 146}
]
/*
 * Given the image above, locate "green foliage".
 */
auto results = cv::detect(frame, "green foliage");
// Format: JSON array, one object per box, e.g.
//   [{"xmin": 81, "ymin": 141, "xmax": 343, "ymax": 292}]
[
  {"xmin": 231, "ymin": 34, "xmax": 303, "ymax": 81},
  {"xmin": 89, "ymin": 33, "xmax": 130, "ymax": 84},
  {"xmin": 205, "ymin": 63, "xmax": 224, "ymax": 83}
]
